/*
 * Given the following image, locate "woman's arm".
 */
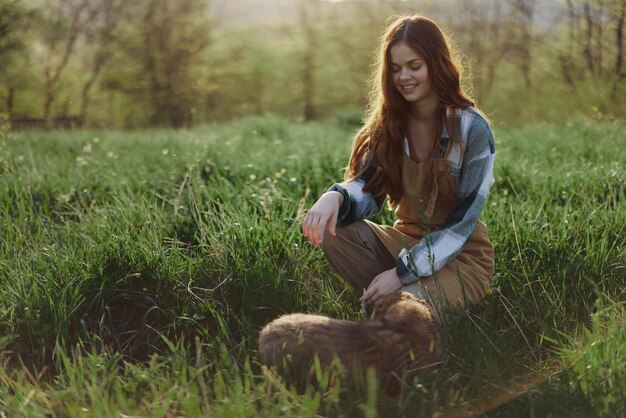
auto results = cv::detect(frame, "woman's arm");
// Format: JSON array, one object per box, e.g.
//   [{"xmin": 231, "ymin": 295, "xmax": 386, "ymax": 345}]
[
  {"xmin": 302, "ymin": 157, "xmax": 384, "ymax": 246},
  {"xmin": 396, "ymin": 113, "xmax": 496, "ymax": 284},
  {"xmin": 328, "ymin": 160, "xmax": 385, "ymax": 226},
  {"xmin": 301, "ymin": 191, "xmax": 344, "ymax": 246}
]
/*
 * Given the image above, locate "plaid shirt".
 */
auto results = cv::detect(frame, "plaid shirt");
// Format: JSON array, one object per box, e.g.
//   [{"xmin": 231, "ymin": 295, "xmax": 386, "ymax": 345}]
[{"xmin": 329, "ymin": 107, "xmax": 495, "ymax": 284}]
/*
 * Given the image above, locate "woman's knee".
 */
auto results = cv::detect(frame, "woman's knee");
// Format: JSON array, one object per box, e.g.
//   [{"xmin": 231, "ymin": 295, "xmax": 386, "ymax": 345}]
[
  {"xmin": 321, "ymin": 224, "xmax": 339, "ymax": 254},
  {"xmin": 321, "ymin": 222, "xmax": 358, "ymax": 253}
]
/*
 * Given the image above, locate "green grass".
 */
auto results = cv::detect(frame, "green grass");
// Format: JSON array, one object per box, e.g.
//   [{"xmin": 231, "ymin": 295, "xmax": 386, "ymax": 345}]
[{"xmin": 0, "ymin": 115, "xmax": 624, "ymax": 416}]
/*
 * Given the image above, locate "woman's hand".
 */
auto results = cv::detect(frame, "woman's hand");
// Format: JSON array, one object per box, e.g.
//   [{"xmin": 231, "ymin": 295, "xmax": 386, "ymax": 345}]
[
  {"xmin": 359, "ymin": 268, "xmax": 402, "ymax": 305},
  {"xmin": 302, "ymin": 191, "xmax": 344, "ymax": 247}
]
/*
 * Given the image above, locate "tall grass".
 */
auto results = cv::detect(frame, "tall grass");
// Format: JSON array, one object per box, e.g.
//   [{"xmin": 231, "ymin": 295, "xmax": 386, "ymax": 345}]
[{"xmin": 0, "ymin": 115, "xmax": 624, "ymax": 416}]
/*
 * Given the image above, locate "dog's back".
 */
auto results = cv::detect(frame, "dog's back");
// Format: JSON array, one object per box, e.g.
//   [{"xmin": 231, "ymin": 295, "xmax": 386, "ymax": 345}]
[{"xmin": 258, "ymin": 292, "xmax": 443, "ymax": 384}]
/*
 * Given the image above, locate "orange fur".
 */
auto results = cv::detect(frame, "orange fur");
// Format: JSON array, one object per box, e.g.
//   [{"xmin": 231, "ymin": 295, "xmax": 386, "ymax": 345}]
[{"xmin": 258, "ymin": 292, "xmax": 443, "ymax": 388}]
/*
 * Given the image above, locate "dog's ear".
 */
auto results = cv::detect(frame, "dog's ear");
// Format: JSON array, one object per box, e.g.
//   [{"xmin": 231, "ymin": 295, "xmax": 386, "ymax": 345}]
[
  {"xmin": 371, "ymin": 293, "xmax": 402, "ymax": 319},
  {"xmin": 382, "ymin": 295, "xmax": 433, "ymax": 324},
  {"xmin": 398, "ymin": 291, "xmax": 418, "ymax": 301}
]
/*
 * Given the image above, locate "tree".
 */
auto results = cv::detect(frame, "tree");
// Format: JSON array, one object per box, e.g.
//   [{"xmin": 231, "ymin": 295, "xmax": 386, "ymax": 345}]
[
  {"xmin": 513, "ymin": 0, "xmax": 535, "ymax": 88},
  {"xmin": 444, "ymin": 0, "xmax": 514, "ymax": 102},
  {"xmin": 0, "ymin": 0, "xmax": 36, "ymax": 115},
  {"xmin": 298, "ymin": 0, "xmax": 320, "ymax": 121},
  {"xmin": 0, "ymin": 0, "xmax": 32, "ymax": 67},
  {"xmin": 35, "ymin": 0, "xmax": 96, "ymax": 122},
  {"xmin": 78, "ymin": 0, "xmax": 125, "ymax": 125},
  {"xmin": 558, "ymin": 0, "xmax": 625, "ymax": 100},
  {"xmin": 108, "ymin": 0, "xmax": 212, "ymax": 128},
  {"xmin": 611, "ymin": 0, "xmax": 625, "ymax": 98}
]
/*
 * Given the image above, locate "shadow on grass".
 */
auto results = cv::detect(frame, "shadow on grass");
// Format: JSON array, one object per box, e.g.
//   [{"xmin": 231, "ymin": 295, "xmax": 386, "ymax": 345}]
[{"xmin": 478, "ymin": 370, "xmax": 597, "ymax": 418}]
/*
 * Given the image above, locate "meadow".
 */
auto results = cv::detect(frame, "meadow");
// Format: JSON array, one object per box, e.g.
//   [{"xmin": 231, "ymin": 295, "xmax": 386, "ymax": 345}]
[{"xmin": 0, "ymin": 115, "xmax": 624, "ymax": 417}]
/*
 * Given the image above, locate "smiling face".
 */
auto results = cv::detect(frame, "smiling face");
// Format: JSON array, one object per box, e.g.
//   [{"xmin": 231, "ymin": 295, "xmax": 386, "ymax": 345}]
[{"xmin": 389, "ymin": 41, "xmax": 437, "ymax": 108}]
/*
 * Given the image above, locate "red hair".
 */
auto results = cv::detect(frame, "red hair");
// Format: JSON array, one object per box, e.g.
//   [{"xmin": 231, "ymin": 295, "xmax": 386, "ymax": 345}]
[{"xmin": 347, "ymin": 15, "xmax": 475, "ymax": 207}]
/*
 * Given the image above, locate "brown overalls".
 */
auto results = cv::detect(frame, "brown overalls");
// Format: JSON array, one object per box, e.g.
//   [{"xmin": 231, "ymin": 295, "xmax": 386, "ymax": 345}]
[{"xmin": 322, "ymin": 138, "xmax": 494, "ymax": 316}]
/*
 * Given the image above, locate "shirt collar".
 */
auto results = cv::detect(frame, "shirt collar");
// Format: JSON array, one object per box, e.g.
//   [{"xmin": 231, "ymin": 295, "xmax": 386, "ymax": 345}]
[
  {"xmin": 440, "ymin": 125, "xmax": 451, "ymax": 140},
  {"xmin": 441, "ymin": 106, "xmax": 463, "ymax": 141}
]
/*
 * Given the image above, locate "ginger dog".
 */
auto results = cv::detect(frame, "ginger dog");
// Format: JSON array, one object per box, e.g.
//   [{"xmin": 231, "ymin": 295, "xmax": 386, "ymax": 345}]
[{"xmin": 258, "ymin": 292, "xmax": 443, "ymax": 387}]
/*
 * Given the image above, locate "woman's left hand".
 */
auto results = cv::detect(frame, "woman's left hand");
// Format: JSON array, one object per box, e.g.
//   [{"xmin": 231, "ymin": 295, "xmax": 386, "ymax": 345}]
[{"xmin": 359, "ymin": 268, "xmax": 403, "ymax": 305}]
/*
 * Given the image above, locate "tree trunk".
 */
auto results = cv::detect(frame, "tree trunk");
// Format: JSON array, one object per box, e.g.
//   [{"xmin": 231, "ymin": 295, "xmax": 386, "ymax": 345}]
[
  {"xmin": 482, "ymin": 0, "xmax": 503, "ymax": 98},
  {"xmin": 79, "ymin": 49, "xmax": 110, "ymax": 125},
  {"xmin": 583, "ymin": 2, "xmax": 596, "ymax": 75},
  {"xmin": 611, "ymin": 0, "xmax": 625, "ymax": 99},
  {"xmin": 80, "ymin": 76, "xmax": 96, "ymax": 125},
  {"xmin": 516, "ymin": 0, "xmax": 534, "ymax": 88},
  {"xmin": 559, "ymin": 54, "xmax": 577, "ymax": 89},
  {"xmin": 142, "ymin": 0, "xmax": 163, "ymax": 126},
  {"xmin": 79, "ymin": 0, "xmax": 117, "ymax": 126},
  {"xmin": 44, "ymin": 78, "xmax": 54, "ymax": 125},
  {"xmin": 615, "ymin": 0, "xmax": 625, "ymax": 76},
  {"xmin": 299, "ymin": 0, "xmax": 317, "ymax": 121},
  {"xmin": 7, "ymin": 87, "xmax": 14, "ymax": 115},
  {"xmin": 41, "ymin": 0, "xmax": 91, "ymax": 125},
  {"xmin": 596, "ymin": 0, "xmax": 605, "ymax": 77}
]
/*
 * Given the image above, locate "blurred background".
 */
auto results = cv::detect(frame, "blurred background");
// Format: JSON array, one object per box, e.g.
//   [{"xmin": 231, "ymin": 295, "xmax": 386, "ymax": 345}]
[{"xmin": 1, "ymin": 0, "xmax": 624, "ymax": 129}]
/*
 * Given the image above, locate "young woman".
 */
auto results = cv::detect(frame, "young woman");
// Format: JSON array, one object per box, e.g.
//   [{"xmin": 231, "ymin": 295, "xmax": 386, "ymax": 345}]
[{"xmin": 301, "ymin": 15, "xmax": 495, "ymax": 316}]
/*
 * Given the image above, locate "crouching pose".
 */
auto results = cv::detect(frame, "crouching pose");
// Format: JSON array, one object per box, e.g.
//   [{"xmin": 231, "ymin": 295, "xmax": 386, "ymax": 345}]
[
  {"xmin": 258, "ymin": 292, "xmax": 443, "ymax": 388},
  {"xmin": 301, "ymin": 15, "xmax": 496, "ymax": 317}
]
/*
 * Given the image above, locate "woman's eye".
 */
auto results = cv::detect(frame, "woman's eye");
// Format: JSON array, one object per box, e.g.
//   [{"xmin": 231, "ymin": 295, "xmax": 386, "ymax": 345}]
[{"xmin": 411, "ymin": 66, "xmax": 422, "ymax": 71}]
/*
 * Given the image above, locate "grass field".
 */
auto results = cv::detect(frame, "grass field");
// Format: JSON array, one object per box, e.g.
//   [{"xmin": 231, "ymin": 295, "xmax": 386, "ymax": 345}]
[{"xmin": 0, "ymin": 115, "xmax": 624, "ymax": 416}]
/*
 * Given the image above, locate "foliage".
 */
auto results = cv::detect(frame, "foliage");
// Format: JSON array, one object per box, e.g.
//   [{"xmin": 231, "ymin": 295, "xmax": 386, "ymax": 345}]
[
  {"xmin": 103, "ymin": 0, "xmax": 212, "ymax": 128},
  {"xmin": 0, "ymin": 0, "xmax": 37, "ymax": 114},
  {"xmin": 563, "ymin": 296, "xmax": 626, "ymax": 417},
  {"xmin": 0, "ymin": 0, "xmax": 34, "ymax": 63},
  {"xmin": 2, "ymin": 0, "xmax": 626, "ymax": 127}
]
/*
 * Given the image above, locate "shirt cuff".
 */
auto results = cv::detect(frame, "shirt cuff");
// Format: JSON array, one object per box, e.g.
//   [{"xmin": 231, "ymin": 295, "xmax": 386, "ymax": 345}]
[
  {"xmin": 327, "ymin": 184, "xmax": 351, "ymax": 225},
  {"xmin": 396, "ymin": 248, "xmax": 419, "ymax": 285}
]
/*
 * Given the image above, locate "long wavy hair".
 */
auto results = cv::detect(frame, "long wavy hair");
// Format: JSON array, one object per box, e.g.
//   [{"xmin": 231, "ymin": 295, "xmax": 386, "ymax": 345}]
[{"xmin": 347, "ymin": 15, "xmax": 475, "ymax": 207}]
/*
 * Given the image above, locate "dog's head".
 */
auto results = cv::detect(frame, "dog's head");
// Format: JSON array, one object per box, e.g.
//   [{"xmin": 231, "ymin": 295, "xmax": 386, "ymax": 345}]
[{"xmin": 371, "ymin": 292, "xmax": 432, "ymax": 322}]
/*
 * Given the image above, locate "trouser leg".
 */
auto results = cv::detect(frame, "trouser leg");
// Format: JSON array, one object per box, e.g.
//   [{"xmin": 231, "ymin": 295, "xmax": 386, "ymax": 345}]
[
  {"xmin": 321, "ymin": 220, "xmax": 396, "ymax": 290},
  {"xmin": 321, "ymin": 221, "xmax": 432, "ymax": 309},
  {"xmin": 413, "ymin": 222, "xmax": 494, "ymax": 316}
]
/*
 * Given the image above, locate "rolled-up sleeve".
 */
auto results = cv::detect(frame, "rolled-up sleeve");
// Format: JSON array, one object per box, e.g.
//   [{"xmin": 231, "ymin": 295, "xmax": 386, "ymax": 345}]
[{"xmin": 328, "ymin": 160, "xmax": 385, "ymax": 227}]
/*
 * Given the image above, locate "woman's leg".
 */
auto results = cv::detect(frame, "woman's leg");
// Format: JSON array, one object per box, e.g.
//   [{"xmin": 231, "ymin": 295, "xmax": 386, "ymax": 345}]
[
  {"xmin": 416, "ymin": 221, "xmax": 494, "ymax": 314},
  {"xmin": 321, "ymin": 220, "xmax": 396, "ymax": 290},
  {"xmin": 322, "ymin": 220, "xmax": 494, "ymax": 316}
]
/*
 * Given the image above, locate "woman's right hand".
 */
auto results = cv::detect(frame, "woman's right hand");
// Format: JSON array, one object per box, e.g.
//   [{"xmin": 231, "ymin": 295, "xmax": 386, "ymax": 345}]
[{"xmin": 301, "ymin": 191, "xmax": 344, "ymax": 247}]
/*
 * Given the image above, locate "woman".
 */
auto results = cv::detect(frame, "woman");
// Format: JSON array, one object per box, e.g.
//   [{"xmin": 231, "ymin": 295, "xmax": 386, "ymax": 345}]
[{"xmin": 301, "ymin": 15, "xmax": 495, "ymax": 317}]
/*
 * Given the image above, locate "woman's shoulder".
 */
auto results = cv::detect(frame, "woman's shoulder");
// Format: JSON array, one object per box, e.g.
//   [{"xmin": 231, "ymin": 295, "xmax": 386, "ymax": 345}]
[
  {"xmin": 448, "ymin": 107, "xmax": 494, "ymax": 160},
  {"xmin": 457, "ymin": 107, "xmax": 492, "ymax": 137},
  {"xmin": 451, "ymin": 107, "xmax": 493, "ymax": 152}
]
